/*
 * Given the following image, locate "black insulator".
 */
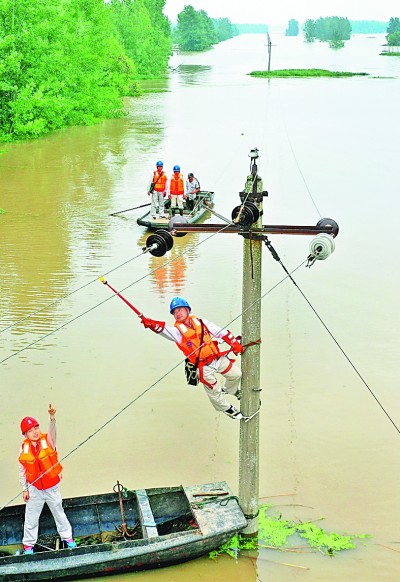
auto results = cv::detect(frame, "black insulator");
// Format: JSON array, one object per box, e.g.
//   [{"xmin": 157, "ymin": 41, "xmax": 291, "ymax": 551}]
[
  {"xmin": 168, "ymin": 215, "xmax": 189, "ymax": 237},
  {"xmin": 155, "ymin": 229, "xmax": 174, "ymax": 252},
  {"xmin": 316, "ymin": 218, "xmax": 339, "ymax": 238},
  {"xmin": 146, "ymin": 230, "xmax": 173, "ymax": 257},
  {"xmin": 231, "ymin": 202, "xmax": 260, "ymax": 226}
]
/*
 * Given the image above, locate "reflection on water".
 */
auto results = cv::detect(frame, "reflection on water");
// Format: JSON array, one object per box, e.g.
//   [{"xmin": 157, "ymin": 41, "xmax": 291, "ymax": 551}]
[
  {"xmin": 1, "ymin": 33, "xmax": 400, "ymax": 582},
  {"xmin": 173, "ymin": 64, "xmax": 212, "ymax": 86},
  {"xmin": 137, "ymin": 230, "xmax": 201, "ymax": 297}
]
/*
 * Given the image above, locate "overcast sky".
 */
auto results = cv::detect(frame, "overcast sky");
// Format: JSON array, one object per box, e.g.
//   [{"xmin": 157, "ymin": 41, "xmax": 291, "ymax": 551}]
[{"xmin": 164, "ymin": 0, "xmax": 399, "ymax": 25}]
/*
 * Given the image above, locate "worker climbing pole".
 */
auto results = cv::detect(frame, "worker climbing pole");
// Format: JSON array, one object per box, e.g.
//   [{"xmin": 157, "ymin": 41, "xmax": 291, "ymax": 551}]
[{"xmin": 135, "ymin": 147, "xmax": 339, "ymax": 539}]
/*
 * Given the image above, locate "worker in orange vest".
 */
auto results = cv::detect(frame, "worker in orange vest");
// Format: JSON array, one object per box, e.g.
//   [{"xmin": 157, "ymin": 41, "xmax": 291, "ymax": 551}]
[
  {"xmin": 141, "ymin": 297, "xmax": 244, "ymax": 419},
  {"xmin": 148, "ymin": 160, "xmax": 168, "ymax": 219},
  {"xmin": 18, "ymin": 405, "xmax": 77, "ymax": 554},
  {"xmin": 169, "ymin": 165, "xmax": 186, "ymax": 217}
]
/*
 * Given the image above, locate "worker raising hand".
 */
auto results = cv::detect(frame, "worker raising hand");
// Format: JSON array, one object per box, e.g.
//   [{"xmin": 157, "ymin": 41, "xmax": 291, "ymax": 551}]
[{"xmin": 48, "ymin": 403, "xmax": 56, "ymax": 419}]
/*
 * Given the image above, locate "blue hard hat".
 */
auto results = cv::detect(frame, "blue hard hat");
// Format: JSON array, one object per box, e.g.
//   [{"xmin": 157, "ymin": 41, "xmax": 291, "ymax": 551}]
[
  {"xmin": 156, "ymin": 160, "xmax": 163, "ymax": 167},
  {"xmin": 173, "ymin": 165, "xmax": 180, "ymax": 172},
  {"xmin": 170, "ymin": 296, "xmax": 191, "ymax": 314}
]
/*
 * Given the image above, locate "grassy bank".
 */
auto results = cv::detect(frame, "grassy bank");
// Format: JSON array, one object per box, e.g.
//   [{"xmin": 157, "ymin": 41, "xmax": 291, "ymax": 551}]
[{"xmin": 250, "ymin": 69, "xmax": 368, "ymax": 78}]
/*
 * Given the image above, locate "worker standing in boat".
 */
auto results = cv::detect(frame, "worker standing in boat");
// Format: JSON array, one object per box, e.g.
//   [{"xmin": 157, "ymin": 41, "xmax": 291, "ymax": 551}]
[
  {"xmin": 148, "ymin": 160, "xmax": 168, "ymax": 219},
  {"xmin": 185, "ymin": 173, "xmax": 201, "ymax": 211},
  {"xmin": 141, "ymin": 297, "xmax": 244, "ymax": 419},
  {"xmin": 169, "ymin": 165, "xmax": 186, "ymax": 217},
  {"xmin": 18, "ymin": 405, "xmax": 77, "ymax": 554}
]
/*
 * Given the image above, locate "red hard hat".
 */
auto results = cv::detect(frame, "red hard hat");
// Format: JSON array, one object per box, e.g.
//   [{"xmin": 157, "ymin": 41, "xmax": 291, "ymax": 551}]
[{"xmin": 20, "ymin": 417, "xmax": 39, "ymax": 434}]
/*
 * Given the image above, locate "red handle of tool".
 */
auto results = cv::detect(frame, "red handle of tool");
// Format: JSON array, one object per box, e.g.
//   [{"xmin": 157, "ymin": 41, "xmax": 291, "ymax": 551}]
[{"xmin": 101, "ymin": 279, "xmax": 142, "ymax": 316}]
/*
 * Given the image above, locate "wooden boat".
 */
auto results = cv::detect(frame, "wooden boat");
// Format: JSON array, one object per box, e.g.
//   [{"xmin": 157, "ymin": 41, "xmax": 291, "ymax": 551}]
[
  {"xmin": 137, "ymin": 190, "xmax": 214, "ymax": 230},
  {"xmin": 0, "ymin": 480, "xmax": 246, "ymax": 580}
]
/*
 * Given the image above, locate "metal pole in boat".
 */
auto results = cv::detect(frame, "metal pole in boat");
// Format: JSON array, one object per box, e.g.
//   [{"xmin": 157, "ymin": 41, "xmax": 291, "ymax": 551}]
[{"xmin": 239, "ymin": 148, "xmax": 264, "ymax": 537}]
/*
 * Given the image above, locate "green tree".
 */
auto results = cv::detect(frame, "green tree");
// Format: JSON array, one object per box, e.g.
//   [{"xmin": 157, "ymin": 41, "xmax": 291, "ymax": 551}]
[
  {"xmin": 109, "ymin": 0, "xmax": 171, "ymax": 78},
  {"xmin": 387, "ymin": 17, "xmax": 400, "ymax": 35},
  {"xmin": 314, "ymin": 17, "xmax": 351, "ymax": 42},
  {"xmin": 388, "ymin": 31, "xmax": 400, "ymax": 46},
  {"xmin": 303, "ymin": 19, "xmax": 316, "ymax": 42},
  {"xmin": 213, "ymin": 17, "xmax": 236, "ymax": 42},
  {"xmin": 0, "ymin": 0, "xmax": 135, "ymax": 141},
  {"xmin": 174, "ymin": 5, "xmax": 217, "ymax": 51},
  {"xmin": 285, "ymin": 19, "xmax": 299, "ymax": 36},
  {"xmin": 303, "ymin": 16, "xmax": 351, "ymax": 46}
]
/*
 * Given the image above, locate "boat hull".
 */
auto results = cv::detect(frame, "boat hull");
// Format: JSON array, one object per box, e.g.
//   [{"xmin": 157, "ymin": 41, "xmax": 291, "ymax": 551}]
[{"xmin": 0, "ymin": 481, "xmax": 246, "ymax": 580}]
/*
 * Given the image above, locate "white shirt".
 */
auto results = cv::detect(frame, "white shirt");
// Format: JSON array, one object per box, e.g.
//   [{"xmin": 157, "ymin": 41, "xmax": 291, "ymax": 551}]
[{"xmin": 186, "ymin": 177, "xmax": 200, "ymax": 198}]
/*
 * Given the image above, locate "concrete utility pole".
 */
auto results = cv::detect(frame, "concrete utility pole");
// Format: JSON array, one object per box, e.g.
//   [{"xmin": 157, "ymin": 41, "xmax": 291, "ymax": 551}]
[
  {"xmin": 239, "ymin": 149, "xmax": 263, "ymax": 537},
  {"xmin": 148, "ymin": 149, "xmax": 339, "ymax": 539}
]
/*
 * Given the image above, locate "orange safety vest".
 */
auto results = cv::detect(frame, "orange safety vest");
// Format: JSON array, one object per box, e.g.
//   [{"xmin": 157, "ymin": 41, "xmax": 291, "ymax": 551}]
[
  {"xmin": 19, "ymin": 434, "xmax": 62, "ymax": 490},
  {"xmin": 152, "ymin": 171, "xmax": 167, "ymax": 192},
  {"xmin": 175, "ymin": 316, "xmax": 220, "ymax": 365},
  {"xmin": 170, "ymin": 173, "xmax": 184, "ymax": 195}
]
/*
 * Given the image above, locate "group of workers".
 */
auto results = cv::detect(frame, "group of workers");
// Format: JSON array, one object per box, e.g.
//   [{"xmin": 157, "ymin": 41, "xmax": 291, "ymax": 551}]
[
  {"xmin": 148, "ymin": 160, "xmax": 201, "ymax": 219},
  {"xmin": 18, "ymin": 296, "xmax": 246, "ymax": 555},
  {"xmin": 16, "ymin": 160, "xmax": 245, "ymax": 556}
]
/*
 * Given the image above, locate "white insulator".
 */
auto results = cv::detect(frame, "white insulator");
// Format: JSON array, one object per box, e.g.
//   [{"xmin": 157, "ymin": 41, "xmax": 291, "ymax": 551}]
[{"xmin": 309, "ymin": 233, "xmax": 335, "ymax": 261}]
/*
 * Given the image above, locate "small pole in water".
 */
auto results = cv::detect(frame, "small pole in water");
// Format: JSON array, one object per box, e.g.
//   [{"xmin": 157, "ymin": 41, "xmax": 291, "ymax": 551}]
[{"xmin": 267, "ymin": 33, "xmax": 272, "ymax": 72}]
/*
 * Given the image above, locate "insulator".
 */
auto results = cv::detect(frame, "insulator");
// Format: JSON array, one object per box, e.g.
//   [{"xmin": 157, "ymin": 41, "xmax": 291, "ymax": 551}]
[
  {"xmin": 307, "ymin": 233, "xmax": 335, "ymax": 267},
  {"xmin": 145, "ymin": 230, "xmax": 174, "ymax": 257},
  {"xmin": 156, "ymin": 230, "xmax": 173, "ymax": 251},
  {"xmin": 316, "ymin": 217, "xmax": 339, "ymax": 238},
  {"xmin": 168, "ymin": 215, "xmax": 189, "ymax": 237},
  {"xmin": 231, "ymin": 201, "xmax": 260, "ymax": 226}
]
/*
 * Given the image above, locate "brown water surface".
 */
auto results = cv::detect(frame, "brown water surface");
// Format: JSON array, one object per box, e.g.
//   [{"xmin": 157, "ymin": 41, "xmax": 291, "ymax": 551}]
[{"xmin": 1, "ymin": 34, "xmax": 399, "ymax": 580}]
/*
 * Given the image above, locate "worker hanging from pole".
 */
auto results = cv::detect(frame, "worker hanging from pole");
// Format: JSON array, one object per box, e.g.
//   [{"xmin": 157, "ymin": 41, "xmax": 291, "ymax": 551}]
[{"xmin": 100, "ymin": 279, "xmax": 246, "ymax": 420}]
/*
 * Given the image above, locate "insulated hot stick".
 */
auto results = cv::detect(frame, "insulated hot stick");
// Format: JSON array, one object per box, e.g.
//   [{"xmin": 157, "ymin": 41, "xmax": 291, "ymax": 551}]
[{"xmin": 99, "ymin": 278, "xmax": 142, "ymax": 317}]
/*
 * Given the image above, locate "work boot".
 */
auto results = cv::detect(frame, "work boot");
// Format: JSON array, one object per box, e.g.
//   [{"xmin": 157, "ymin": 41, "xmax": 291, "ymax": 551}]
[
  {"xmin": 223, "ymin": 406, "xmax": 243, "ymax": 420},
  {"xmin": 179, "ymin": 209, "xmax": 183, "ymax": 216}
]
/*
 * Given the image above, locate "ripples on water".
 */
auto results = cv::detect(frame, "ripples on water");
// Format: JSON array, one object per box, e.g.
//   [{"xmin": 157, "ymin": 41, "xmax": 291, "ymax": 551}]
[{"xmin": 1, "ymin": 33, "xmax": 399, "ymax": 581}]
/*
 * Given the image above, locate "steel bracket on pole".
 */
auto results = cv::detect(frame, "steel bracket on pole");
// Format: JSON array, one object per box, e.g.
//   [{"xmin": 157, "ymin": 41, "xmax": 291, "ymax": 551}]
[
  {"xmin": 170, "ymin": 223, "xmax": 338, "ymax": 236},
  {"xmin": 239, "ymin": 189, "xmax": 268, "ymax": 203}
]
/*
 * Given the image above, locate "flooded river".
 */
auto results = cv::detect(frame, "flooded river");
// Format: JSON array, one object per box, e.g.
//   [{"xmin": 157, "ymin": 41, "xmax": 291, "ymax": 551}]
[{"xmin": 1, "ymin": 33, "xmax": 399, "ymax": 580}]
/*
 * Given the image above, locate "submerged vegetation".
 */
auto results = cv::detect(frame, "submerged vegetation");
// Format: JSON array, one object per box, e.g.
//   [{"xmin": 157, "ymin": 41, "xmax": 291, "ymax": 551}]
[
  {"xmin": 210, "ymin": 504, "xmax": 370, "ymax": 559},
  {"xmin": 303, "ymin": 16, "xmax": 352, "ymax": 45},
  {"xmin": 250, "ymin": 69, "xmax": 368, "ymax": 78}
]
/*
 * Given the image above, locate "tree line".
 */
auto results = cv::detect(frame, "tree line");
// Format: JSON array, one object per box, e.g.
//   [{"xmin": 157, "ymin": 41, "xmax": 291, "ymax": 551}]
[
  {"xmin": 286, "ymin": 16, "xmax": 399, "ymax": 46},
  {"xmin": 173, "ymin": 5, "xmax": 237, "ymax": 51},
  {"xmin": 386, "ymin": 17, "xmax": 400, "ymax": 46},
  {"xmin": 0, "ymin": 0, "xmax": 171, "ymax": 142},
  {"xmin": 303, "ymin": 17, "xmax": 352, "ymax": 46}
]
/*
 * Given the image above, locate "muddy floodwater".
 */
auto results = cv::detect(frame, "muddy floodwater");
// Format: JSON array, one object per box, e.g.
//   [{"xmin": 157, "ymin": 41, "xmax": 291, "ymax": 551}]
[{"xmin": 1, "ymin": 33, "xmax": 399, "ymax": 580}]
